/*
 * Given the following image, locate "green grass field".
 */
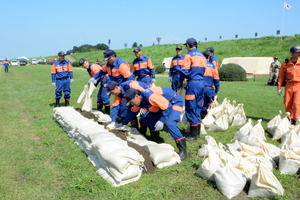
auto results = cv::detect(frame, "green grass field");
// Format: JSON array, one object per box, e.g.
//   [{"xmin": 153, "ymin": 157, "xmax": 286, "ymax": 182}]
[{"xmin": 1, "ymin": 63, "xmax": 300, "ymax": 200}]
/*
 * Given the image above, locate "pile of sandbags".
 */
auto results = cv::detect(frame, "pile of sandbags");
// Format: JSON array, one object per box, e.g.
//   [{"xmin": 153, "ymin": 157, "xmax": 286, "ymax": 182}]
[
  {"xmin": 266, "ymin": 111, "xmax": 300, "ymax": 175},
  {"xmin": 202, "ymin": 98, "xmax": 247, "ymax": 132},
  {"xmin": 196, "ymin": 134, "xmax": 284, "ymax": 199},
  {"xmin": 53, "ymin": 107, "xmax": 180, "ymax": 186}
]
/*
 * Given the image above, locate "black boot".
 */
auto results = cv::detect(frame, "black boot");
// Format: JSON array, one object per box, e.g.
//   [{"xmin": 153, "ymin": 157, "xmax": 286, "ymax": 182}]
[
  {"xmin": 176, "ymin": 138, "xmax": 187, "ymax": 160},
  {"xmin": 55, "ymin": 99, "xmax": 60, "ymax": 107},
  {"xmin": 104, "ymin": 106, "xmax": 110, "ymax": 115},
  {"xmin": 97, "ymin": 104, "xmax": 103, "ymax": 111},
  {"xmin": 150, "ymin": 131, "xmax": 160, "ymax": 143},
  {"xmin": 140, "ymin": 125, "xmax": 148, "ymax": 136},
  {"xmin": 65, "ymin": 99, "xmax": 70, "ymax": 106},
  {"xmin": 186, "ymin": 124, "xmax": 200, "ymax": 141},
  {"xmin": 291, "ymin": 119, "xmax": 296, "ymax": 125},
  {"xmin": 130, "ymin": 121, "xmax": 139, "ymax": 130}
]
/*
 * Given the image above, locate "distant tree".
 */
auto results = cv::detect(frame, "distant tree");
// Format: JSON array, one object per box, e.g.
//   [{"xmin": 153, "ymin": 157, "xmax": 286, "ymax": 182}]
[
  {"xmin": 132, "ymin": 42, "xmax": 138, "ymax": 48},
  {"xmin": 95, "ymin": 43, "xmax": 109, "ymax": 50},
  {"xmin": 124, "ymin": 43, "xmax": 128, "ymax": 48},
  {"xmin": 156, "ymin": 37, "xmax": 162, "ymax": 45},
  {"xmin": 153, "ymin": 42, "xmax": 155, "ymax": 46},
  {"xmin": 139, "ymin": 44, "xmax": 143, "ymax": 47}
]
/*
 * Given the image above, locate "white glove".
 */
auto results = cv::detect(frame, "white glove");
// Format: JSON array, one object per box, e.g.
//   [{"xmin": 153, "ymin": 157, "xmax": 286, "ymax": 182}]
[
  {"xmin": 139, "ymin": 109, "xmax": 147, "ymax": 116},
  {"xmin": 154, "ymin": 121, "xmax": 164, "ymax": 131},
  {"xmin": 151, "ymin": 78, "xmax": 156, "ymax": 84},
  {"xmin": 70, "ymin": 79, "xmax": 74, "ymax": 83},
  {"xmin": 106, "ymin": 122, "xmax": 116, "ymax": 130},
  {"xmin": 88, "ymin": 77, "xmax": 97, "ymax": 85},
  {"xmin": 168, "ymin": 77, "xmax": 172, "ymax": 82},
  {"xmin": 52, "ymin": 82, "xmax": 56, "ymax": 87},
  {"xmin": 278, "ymin": 89, "xmax": 282, "ymax": 96}
]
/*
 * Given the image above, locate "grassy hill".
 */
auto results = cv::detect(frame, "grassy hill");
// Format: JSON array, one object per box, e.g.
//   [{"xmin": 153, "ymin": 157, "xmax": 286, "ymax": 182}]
[{"xmin": 42, "ymin": 34, "xmax": 300, "ymax": 66}]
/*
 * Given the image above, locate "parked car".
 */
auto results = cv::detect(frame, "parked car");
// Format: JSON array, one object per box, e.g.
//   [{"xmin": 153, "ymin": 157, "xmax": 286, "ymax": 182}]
[
  {"xmin": 10, "ymin": 60, "xmax": 19, "ymax": 66},
  {"xmin": 31, "ymin": 59, "xmax": 38, "ymax": 65},
  {"xmin": 19, "ymin": 60, "xmax": 28, "ymax": 66}
]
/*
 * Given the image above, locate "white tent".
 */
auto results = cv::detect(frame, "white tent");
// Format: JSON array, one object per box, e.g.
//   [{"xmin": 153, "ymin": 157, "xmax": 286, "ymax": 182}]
[
  {"xmin": 221, "ymin": 57, "xmax": 273, "ymax": 74},
  {"xmin": 162, "ymin": 57, "xmax": 173, "ymax": 69}
]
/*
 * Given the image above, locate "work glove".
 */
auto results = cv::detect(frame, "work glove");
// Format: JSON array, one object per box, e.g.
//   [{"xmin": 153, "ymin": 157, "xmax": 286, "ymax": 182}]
[
  {"xmin": 151, "ymin": 78, "xmax": 156, "ymax": 84},
  {"xmin": 154, "ymin": 121, "xmax": 164, "ymax": 131},
  {"xmin": 278, "ymin": 89, "xmax": 282, "ymax": 96},
  {"xmin": 52, "ymin": 82, "xmax": 56, "ymax": 87},
  {"xmin": 106, "ymin": 122, "xmax": 116, "ymax": 130},
  {"xmin": 139, "ymin": 109, "xmax": 147, "ymax": 116},
  {"xmin": 70, "ymin": 79, "xmax": 74, "ymax": 83},
  {"xmin": 116, "ymin": 123, "xmax": 131, "ymax": 131},
  {"xmin": 168, "ymin": 77, "xmax": 172, "ymax": 82},
  {"xmin": 88, "ymin": 77, "xmax": 97, "ymax": 85}
]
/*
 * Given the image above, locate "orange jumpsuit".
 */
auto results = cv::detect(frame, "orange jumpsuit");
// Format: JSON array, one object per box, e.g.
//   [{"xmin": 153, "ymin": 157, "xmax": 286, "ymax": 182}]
[{"xmin": 277, "ymin": 58, "xmax": 300, "ymax": 121}]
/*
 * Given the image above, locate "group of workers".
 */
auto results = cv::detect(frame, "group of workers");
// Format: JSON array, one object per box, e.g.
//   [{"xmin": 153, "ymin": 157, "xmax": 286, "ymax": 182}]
[
  {"xmin": 50, "ymin": 37, "xmax": 220, "ymax": 161},
  {"xmin": 50, "ymin": 36, "xmax": 300, "ymax": 161}
]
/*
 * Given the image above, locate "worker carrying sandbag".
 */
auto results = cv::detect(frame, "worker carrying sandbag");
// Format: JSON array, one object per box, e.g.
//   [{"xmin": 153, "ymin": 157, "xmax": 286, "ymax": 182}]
[{"xmin": 119, "ymin": 87, "xmax": 187, "ymax": 161}]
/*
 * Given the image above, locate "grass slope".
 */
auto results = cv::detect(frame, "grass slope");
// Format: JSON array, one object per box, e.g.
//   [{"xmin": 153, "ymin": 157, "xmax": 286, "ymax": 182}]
[
  {"xmin": 39, "ymin": 34, "xmax": 300, "ymax": 67},
  {"xmin": 1, "ymin": 64, "xmax": 300, "ymax": 199}
]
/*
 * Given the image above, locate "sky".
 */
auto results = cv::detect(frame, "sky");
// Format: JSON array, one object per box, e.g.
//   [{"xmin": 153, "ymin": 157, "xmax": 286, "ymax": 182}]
[{"xmin": 0, "ymin": 0, "xmax": 299, "ymax": 59}]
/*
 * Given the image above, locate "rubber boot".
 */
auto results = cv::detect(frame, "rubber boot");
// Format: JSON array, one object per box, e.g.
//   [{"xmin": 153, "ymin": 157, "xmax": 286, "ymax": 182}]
[
  {"xmin": 176, "ymin": 138, "xmax": 187, "ymax": 160},
  {"xmin": 291, "ymin": 119, "xmax": 296, "ymax": 125},
  {"xmin": 65, "ymin": 99, "xmax": 70, "ymax": 106},
  {"xmin": 130, "ymin": 121, "xmax": 139, "ymax": 130},
  {"xmin": 55, "ymin": 99, "xmax": 60, "ymax": 107},
  {"xmin": 186, "ymin": 124, "xmax": 200, "ymax": 141},
  {"xmin": 97, "ymin": 103, "xmax": 103, "ymax": 111},
  {"xmin": 104, "ymin": 106, "xmax": 110, "ymax": 115},
  {"xmin": 140, "ymin": 125, "xmax": 148, "ymax": 136},
  {"xmin": 150, "ymin": 131, "xmax": 160, "ymax": 143}
]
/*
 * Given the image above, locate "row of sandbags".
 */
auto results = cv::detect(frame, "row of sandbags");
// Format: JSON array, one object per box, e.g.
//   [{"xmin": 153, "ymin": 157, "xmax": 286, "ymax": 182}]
[
  {"xmin": 53, "ymin": 107, "xmax": 180, "ymax": 187},
  {"xmin": 202, "ymin": 97, "xmax": 247, "ymax": 132},
  {"xmin": 196, "ymin": 135, "xmax": 284, "ymax": 199}
]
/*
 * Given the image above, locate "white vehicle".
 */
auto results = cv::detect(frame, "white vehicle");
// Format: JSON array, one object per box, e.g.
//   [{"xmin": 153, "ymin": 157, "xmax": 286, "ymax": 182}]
[
  {"xmin": 10, "ymin": 60, "xmax": 19, "ymax": 66},
  {"xmin": 31, "ymin": 59, "xmax": 38, "ymax": 65}
]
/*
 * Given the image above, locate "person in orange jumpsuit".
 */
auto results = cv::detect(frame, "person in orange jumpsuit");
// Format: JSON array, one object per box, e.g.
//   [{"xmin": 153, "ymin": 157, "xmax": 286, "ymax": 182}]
[{"xmin": 277, "ymin": 45, "xmax": 300, "ymax": 125}]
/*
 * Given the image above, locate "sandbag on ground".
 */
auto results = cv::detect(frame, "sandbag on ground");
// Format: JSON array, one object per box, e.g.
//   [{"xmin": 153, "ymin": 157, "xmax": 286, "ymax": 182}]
[{"xmin": 53, "ymin": 107, "xmax": 144, "ymax": 187}]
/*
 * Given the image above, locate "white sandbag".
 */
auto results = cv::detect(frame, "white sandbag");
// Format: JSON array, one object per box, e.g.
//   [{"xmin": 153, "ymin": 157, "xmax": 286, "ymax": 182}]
[
  {"xmin": 210, "ymin": 95, "xmax": 220, "ymax": 108},
  {"xmin": 230, "ymin": 104, "xmax": 246, "ymax": 126},
  {"xmin": 248, "ymin": 163, "xmax": 284, "ymax": 198},
  {"xmin": 125, "ymin": 132, "xmax": 181, "ymax": 168},
  {"xmin": 202, "ymin": 109, "xmax": 215, "ymax": 128},
  {"xmin": 195, "ymin": 150, "xmax": 224, "ymax": 181},
  {"xmin": 209, "ymin": 105, "xmax": 224, "ymax": 120},
  {"xmin": 232, "ymin": 118, "xmax": 253, "ymax": 141},
  {"xmin": 197, "ymin": 144, "xmax": 221, "ymax": 158},
  {"xmin": 236, "ymin": 158, "xmax": 256, "ymax": 181},
  {"xmin": 240, "ymin": 119, "xmax": 266, "ymax": 147},
  {"xmin": 241, "ymin": 143, "xmax": 264, "ymax": 157},
  {"xmin": 225, "ymin": 140, "xmax": 243, "ymax": 154},
  {"xmin": 272, "ymin": 112, "xmax": 291, "ymax": 140},
  {"xmin": 280, "ymin": 126, "xmax": 300, "ymax": 149},
  {"xmin": 204, "ymin": 135, "xmax": 218, "ymax": 146},
  {"xmin": 218, "ymin": 144, "xmax": 240, "ymax": 167},
  {"xmin": 208, "ymin": 112, "xmax": 228, "ymax": 132},
  {"xmin": 147, "ymin": 143, "xmax": 175, "ymax": 165},
  {"xmin": 279, "ymin": 150, "xmax": 300, "ymax": 174},
  {"xmin": 200, "ymin": 123, "xmax": 207, "ymax": 135},
  {"xmin": 97, "ymin": 166, "xmax": 142, "ymax": 187},
  {"xmin": 81, "ymin": 83, "xmax": 96, "ymax": 112},
  {"xmin": 257, "ymin": 140, "xmax": 281, "ymax": 164},
  {"xmin": 214, "ymin": 163, "xmax": 247, "ymax": 199},
  {"xmin": 77, "ymin": 85, "xmax": 87, "ymax": 105},
  {"xmin": 266, "ymin": 110, "xmax": 282, "ymax": 135}
]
